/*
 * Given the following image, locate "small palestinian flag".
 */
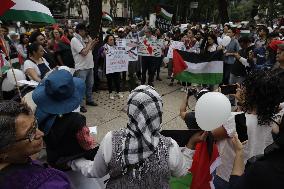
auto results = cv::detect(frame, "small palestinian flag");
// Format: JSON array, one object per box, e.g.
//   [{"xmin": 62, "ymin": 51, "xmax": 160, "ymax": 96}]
[
  {"xmin": 173, "ymin": 50, "xmax": 223, "ymax": 85},
  {"xmin": 156, "ymin": 6, "xmax": 173, "ymax": 21}
]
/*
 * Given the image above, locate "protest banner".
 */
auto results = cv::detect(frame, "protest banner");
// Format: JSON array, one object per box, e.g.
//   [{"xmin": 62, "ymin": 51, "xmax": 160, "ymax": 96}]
[
  {"xmin": 117, "ymin": 39, "xmax": 139, "ymax": 61},
  {"xmin": 155, "ymin": 5, "xmax": 173, "ymax": 33},
  {"xmin": 138, "ymin": 38, "xmax": 162, "ymax": 57},
  {"xmin": 105, "ymin": 47, "xmax": 129, "ymax": 74}
]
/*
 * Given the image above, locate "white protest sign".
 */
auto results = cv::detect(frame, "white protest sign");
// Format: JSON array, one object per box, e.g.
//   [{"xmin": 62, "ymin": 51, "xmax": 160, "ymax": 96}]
[
  {"xmin": 117, "ymin": 39, "xmax": 139, "ymax": 61},
  {"xmin": 167, "ymin": 41, "xmax": 185, "ymax": 58},
  {"xmin": 138, "ymin": 37, "xmax": 162, "ymax": 57},
  {"xmin": 106, "ymin": 47, "xmax": 129, "ymax": 74}
]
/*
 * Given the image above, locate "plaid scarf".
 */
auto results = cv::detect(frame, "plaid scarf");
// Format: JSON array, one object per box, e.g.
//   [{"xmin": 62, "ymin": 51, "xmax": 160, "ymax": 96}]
[{"xmin": 122, "ymin": 85, "xmax": 163, "ymax": 165}]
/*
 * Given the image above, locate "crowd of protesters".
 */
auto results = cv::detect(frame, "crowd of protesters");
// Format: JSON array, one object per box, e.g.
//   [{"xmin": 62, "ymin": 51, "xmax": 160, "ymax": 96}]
[{"xmin": 0, "ymin": 18, "xmax": 284, "ymax": 189}]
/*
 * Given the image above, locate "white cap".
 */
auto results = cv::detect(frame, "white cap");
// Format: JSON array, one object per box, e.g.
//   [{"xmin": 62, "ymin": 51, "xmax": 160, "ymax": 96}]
[
  {"xmin": 118, "ymin": 28, "xmax": 124, "ymax": 32},
  {"xmin": 9, "ymin": 31, "xmax": 19, "ymax": 36},
  {"xmin": 131, "ymin": 24, "xmax": 137, "ymax": 28}
]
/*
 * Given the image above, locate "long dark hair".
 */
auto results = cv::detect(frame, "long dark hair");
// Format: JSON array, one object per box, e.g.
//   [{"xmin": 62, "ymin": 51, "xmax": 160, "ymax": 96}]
[
  {"xmin": 205, "ymin": 33, "xmax": 217, "ymax": 51},
  {"xmin": 27, "ymin": 42, "xmax": 41, "ymax": 58},
  {"xmin": 242, "ymin": 70, "xmax": 283, "ymax": 125},
  {"xmin": 19, "ymin": 34, "xmax": 28, "ymax": 45},
  {"xmin": 103, "ymin": 34, "xmax": 116, "ymax": 46}
]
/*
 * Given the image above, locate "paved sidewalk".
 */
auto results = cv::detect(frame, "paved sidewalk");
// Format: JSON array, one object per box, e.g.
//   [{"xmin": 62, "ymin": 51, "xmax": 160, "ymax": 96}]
[{"xmin": 85, "ymin": 68, "xmax": 197, "ymax": 142}]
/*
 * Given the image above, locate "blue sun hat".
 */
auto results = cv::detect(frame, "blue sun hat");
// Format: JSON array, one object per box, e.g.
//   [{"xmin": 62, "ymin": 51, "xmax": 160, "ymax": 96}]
[{"xmin": 32, "ymin": 69, "xmax": 85, "ymax": 115}]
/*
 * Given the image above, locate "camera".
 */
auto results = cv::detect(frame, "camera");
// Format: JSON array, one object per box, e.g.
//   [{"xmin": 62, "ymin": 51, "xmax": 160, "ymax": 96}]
[{"xmin": 187, "ymin": 88, "xmax": 197, "ymax": 99}]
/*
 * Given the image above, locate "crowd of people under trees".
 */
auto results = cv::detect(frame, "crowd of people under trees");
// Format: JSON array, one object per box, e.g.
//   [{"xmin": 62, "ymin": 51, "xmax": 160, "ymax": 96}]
[{"xmin": 1, "ymin": 18, "xmax": 284, "ymax": 189}]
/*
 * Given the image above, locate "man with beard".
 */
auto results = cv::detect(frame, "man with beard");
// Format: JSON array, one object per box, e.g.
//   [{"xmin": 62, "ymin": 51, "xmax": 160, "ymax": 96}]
[{"xmin": 29, "ymin": 31, "xmax": 57, "ymax": 68}]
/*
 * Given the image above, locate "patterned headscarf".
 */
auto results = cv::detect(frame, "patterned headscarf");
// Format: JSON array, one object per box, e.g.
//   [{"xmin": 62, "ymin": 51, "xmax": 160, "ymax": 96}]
[{"xmin": 123, "ymin": 85, "xmax": 163, "ymax": 165}]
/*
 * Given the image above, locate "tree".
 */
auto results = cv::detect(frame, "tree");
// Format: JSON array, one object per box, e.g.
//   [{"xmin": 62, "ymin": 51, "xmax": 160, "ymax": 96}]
[
  {"xmin": 218, "ymin": 0, "xmax": 229, "ymax": 24},
  {"xmin": 38, "ymin": 0, "xmax": 68, "ymax": 15},
  {"xmin": 89, "ymin": 0, "xmax": 102, "ymax": 37}
]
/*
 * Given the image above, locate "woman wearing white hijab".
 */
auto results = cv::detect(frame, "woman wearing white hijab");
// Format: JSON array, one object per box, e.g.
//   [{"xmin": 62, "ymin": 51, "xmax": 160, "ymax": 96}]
[{"xmin": 70, "ymin": 85, "xmax": 206, "ymax": 189}]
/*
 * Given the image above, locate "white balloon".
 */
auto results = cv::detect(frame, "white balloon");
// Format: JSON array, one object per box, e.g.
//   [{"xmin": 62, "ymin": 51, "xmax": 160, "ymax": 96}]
[
  {"xmin": 163, "ymin": 57, "xmax": 169, "ymax": 64},
  {"xmin": 2, "ymin": 78, "xmax": 14, "ymax": 92},
  {"xmin": 7, "ymin": 69, "xmax": 26, "ymax": 85},
  {"xmin": 222, "ymin": 36, "xmax": 231, "ymax": 47},
  {"xmin": 195, "ymin": 92, "xmax": 231, "ymax": 131}
]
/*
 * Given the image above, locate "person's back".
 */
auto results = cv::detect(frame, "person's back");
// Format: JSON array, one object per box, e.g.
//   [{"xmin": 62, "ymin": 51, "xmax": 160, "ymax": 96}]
[
  {"xmin": 106, "ymin": 130, "xmax": 172, "ymax": 189},
  {"xmin": 242, "ymin": 149, "xmax": 284, "ymax": 189}
]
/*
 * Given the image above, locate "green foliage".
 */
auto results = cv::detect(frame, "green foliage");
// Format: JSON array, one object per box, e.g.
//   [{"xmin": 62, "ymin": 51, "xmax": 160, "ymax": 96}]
[
  {"xmin": 38, "ymin": 0, "xmax": 68, "ymax": 14},
  {"xmin": 229, "ymin": 0, "xmax": 254, "ymax": 21}
]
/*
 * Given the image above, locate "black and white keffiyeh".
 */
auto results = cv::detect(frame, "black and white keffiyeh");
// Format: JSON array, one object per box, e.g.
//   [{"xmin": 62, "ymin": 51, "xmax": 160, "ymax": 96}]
[{"xmin": 122, "ymin": 85, "xmax": 163, "ymax": 166}]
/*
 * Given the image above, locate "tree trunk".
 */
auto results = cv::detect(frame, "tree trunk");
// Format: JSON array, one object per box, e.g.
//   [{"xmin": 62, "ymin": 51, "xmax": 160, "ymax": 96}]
[
  {"xmin": 89, "ymin": 0, "xmax": 102, "ymax": 38},
  {"xmin": 217, "ymin": 0, "xmax": 229, "ymax": 24},
  {"xmin": 67, "ymin": 0, "xmax": 73, "ymax": 19}
]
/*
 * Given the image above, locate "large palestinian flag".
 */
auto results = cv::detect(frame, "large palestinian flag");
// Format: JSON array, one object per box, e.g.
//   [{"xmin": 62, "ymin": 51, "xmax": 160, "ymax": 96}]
[
  {"xmin": 173, "ymin": 50, "xmax": 223, "ymax": 85},
  {"xmin": 0, "ymin": 0, "xmax": 55, "ymax": 24}
]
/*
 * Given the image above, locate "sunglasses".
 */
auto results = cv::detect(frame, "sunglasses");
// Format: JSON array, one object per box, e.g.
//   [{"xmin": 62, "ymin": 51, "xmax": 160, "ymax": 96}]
[{"xmin": 14, "ymin": 119, "xmax": 38, "ymax": 143}]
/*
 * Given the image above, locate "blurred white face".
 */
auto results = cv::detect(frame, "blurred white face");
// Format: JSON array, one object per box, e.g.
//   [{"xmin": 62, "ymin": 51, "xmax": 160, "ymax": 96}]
[
  {"xmin": 11, "ymin": 35, "xmax": 19, "ymax": 41},
  {"xmin": 227, "ymin": 29, "xmax": 234, "ymax": 38},
  {"xmin": 0, "ymin": 28, "xmax": 5, "ymax": 37},
  {"xmin": 107, "ymin": 36, "xmax": 115, "ymax": 46},
  {"xmin": 145, "ymin": 30, "xmax": 151, "ymax": 37},
  {"xmin": 187, "ymin": 30, "xmax": 193, "ymax": 38},
  {"xmin": 224, "ymin": 26, "xmax": 229, "ymax": 33}
]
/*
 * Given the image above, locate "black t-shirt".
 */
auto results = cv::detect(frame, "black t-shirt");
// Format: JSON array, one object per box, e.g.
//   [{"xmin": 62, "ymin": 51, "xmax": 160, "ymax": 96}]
[
  {"xmin": 43, "ymin": 48, "xmax": 57, "ymax": 69},
  {"xmin": 55, "ymin": 42, "xmax": 75, "ymax": 68},
  {"xmin": 229, "ymin": 149, "xmax": 284, "ymax": 189},
  {"xmin": 231, "ymin": 48, "xmax": 248, "ymax": 77}
]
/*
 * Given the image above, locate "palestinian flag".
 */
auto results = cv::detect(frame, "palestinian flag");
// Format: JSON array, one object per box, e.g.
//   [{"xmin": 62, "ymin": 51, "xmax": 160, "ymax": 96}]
[
  {"xmin": 190, "ymin": 142, "xmax": 221, "ymax": 189},
  {"xmin": 156, "ymin": 7, "xmax": 173, "ymax": 21},
  {"xmin": 155, "ymin": 5, "xmax": 173, "ymax": 33},
  {"xmin": 0, "ymin": 0, "xmax": 55, "ymax": 24},
  {"xmin": 0, "ymin": 0, "xmax": 15, "ymax": 16},
  {"xmin": 173, "ymin": 50, "xmax": 223, "ymax": 85}
]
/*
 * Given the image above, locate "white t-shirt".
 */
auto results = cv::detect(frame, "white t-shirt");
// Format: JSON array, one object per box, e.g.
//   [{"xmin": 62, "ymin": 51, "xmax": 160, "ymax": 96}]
[
  {"xmin": 71, "ymin": 35, "xmax": 94, "ymax": 71},
  {"xmin": 71, "ymin": 131, "xmax": 195, "ymax": 178},
  {"xmin": 23, "ymin": 58, "xmax": 50, "ymax": 81},
  {"xmin": 216, "ymin": 112, "xmax": 274, "ymax": 182}
]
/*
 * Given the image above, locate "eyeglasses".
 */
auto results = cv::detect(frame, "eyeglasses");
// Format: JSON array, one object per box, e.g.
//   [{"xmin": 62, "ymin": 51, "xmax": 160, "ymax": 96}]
[{"xmin": 14, "ymin": 119, "xmax": 38, "ymax": 143}]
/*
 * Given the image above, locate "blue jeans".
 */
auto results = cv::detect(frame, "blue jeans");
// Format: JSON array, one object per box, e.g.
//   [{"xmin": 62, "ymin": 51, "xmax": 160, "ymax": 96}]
[
  {"xmin": 213, "ymin": 172, "xmax": 230, "ymax": 189},
  {"xmin": 75, "ymin": 68, "xmax": 94, "ymax": 104}
]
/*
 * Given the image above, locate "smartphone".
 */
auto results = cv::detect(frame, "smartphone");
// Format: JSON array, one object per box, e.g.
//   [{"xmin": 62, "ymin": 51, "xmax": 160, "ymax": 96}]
[
  {"xmin": 235, "ymin": 113, "xmax": 248, "ymax": 142},
  {"xmin": 220, "ymin": 84, "xmax": 238, "ymax": 95}
]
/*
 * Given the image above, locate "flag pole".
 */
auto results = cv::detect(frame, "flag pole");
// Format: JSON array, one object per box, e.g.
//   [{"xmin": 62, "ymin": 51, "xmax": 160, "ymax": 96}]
[{"xmin": 1, "ymin": 37, "xmax": 23, "ymax": 100}]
